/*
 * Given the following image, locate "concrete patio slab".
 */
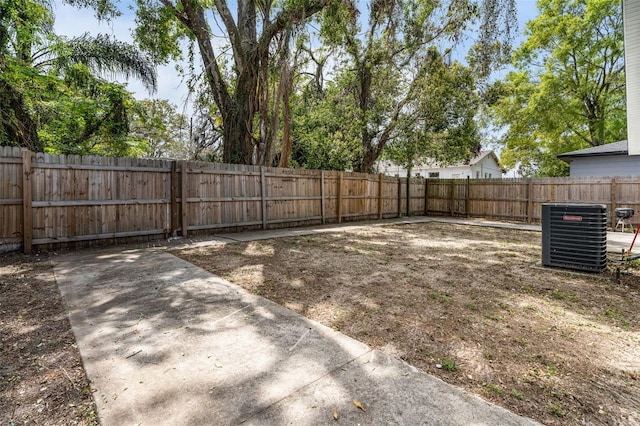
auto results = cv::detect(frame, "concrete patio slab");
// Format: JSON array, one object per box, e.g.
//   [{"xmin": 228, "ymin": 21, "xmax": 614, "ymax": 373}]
[
  {"xmin": 54, "ymin": 247, "xmax": 540, "ymax": 425},
  {"xmin": 247, "ymin": 349, "xmax": 535, "ymax": 425}
]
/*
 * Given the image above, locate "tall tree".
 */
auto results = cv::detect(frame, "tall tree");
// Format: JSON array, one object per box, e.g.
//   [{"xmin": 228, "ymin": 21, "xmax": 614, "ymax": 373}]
[
  {"xmin": 383, "ymin": 54, "xmax": 481, "ymax": 177},
  {"xmin": 317, "ymin": 0, "xmax": 516, "ymax": 173},
  {"xmin": 488, "ymin": 0, "xmax": 625, "ymax": 176},
  {"xmin": 133, "ymin": 0, "xmax": 330, "ymax": 165},
  {"xmin": 0, "ymin": 0, "xmax": 52, "ymax": 150}
]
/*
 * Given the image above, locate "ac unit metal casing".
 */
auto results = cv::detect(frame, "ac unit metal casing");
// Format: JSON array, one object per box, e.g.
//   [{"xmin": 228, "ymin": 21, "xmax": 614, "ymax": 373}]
[{"xmin": 542, "ymin": 204, "xmax": 607, "ymax": 272}]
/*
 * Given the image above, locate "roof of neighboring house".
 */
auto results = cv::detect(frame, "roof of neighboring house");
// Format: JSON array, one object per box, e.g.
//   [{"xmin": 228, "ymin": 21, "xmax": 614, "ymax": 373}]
[
  {"xmin": 455, "ymin": 150, "xmax": 505, "ymax": 173},
  {"xmin": 557, "ymin": 140, "xmax": 629, "ymax": 160},
  {"xmin": 468, "ymin": 150, "xmax": 500, "ymax": 166},
  {"xmin": 415, "ymin": 150, "xmax": 501, "ymax": 168}
]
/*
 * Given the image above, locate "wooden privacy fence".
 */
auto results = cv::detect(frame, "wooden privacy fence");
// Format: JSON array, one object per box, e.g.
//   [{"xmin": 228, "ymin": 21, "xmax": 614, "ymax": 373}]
[
  {"xmin": 0, "ymin": 148, "xmax": 425, "ymax": 253},
  {"xmin": 4, "ymin": 147, "xmax": 640, "ymax": 254},
  {"xmin": 426, "ymin": 176, "xmax": 640, "ymax": 228}
]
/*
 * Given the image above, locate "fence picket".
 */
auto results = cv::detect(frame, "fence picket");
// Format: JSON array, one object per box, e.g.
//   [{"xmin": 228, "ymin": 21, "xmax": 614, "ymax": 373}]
[{"xmin": 3, "ymin": 149, "xmax": 640, "ymax": 252}]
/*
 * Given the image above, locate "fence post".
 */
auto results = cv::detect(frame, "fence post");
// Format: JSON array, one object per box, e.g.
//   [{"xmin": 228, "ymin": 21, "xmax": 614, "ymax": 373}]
[
  {"xmin": 465, "ymin": 176, "xmax": 470, "ymax": 218},
  {"xmin": 449, "ymin": 180, "xmax": 455, "ymax": 217},
  {"xmin": 483, "ymin": 179, "xmax": 487, "ymax": 217},
  {"xmin": 550, "ymin": 178, "xmax": 556, "ymax": 203},
  {"xmin": 337, "ymin": 172, "xmax": 343, "ymax": 223},
  {"xmin": 527, "ymin": 177, "xmax": 533, "ymax": 224},
  {"xmin": 321, "ymin": 170, "xmax": 326, "ymax": 224},
  {"xmin": 180, "ymin": 160, "xmax": 188, "ymax": 237},
  {"xmin": 397, "ymin": 176, "xmax": 402, "ymax": 217},
  {"xmin": 260, "ymin": 166, "xmax": 268, "ymax": 230},
  {"xmin": 406, "ymin": 175, "xmax": 411, "ymax": 217},
  {"xmin": 424, "ymin": 178, "xmax": 429, "ymax": 216},
  {"xmin": 611, "ymin": 178, "xmax": 617, "ymax": 229},
  {"xmin": 170, "ymin": 161, "xmax": 178, "ymax": 236},
  {"xmin": 22, "ymin": 150, "xmax": 33, "ymax": 254},
  {"xmin": 378, "ymin": 173, "xmax": 384, "ymax": 220}
]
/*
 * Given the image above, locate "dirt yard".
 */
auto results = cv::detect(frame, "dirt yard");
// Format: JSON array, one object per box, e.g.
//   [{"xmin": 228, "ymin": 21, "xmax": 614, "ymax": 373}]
[
  {"xmin": 175, "ymin": 222, "xmax": 640, "ymax": 425},
  {"xmin": 0, "ymin": 252, "xmax": 98, "ymax": 425},
  {"xmin": 2, "ymin": 221, "xmax": 639, "ymax": 425}
]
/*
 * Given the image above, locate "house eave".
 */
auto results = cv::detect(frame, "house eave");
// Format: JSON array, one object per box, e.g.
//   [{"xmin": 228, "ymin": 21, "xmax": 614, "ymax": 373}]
[{"xmin": 557, "ymin": 151, "xmax": 628, "ymax": 162}]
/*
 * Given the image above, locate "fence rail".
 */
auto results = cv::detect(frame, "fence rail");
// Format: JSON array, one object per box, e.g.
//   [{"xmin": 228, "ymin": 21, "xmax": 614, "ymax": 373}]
[
  {"xmin": 425, "ymin": 176, "xmax": 640, "ymax": 228},
  {"xmin": 0, "ymin": 148, "xmax": 426, "ymax": 253},
  {"xmin": 2, "ymin": 147, "xmax": 640, "ymax": 253}
]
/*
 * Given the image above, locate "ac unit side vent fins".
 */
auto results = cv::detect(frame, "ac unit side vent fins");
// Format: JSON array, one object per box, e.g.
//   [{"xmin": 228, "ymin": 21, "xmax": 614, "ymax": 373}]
[{"xmin": 542, "ymin": 203, "xmax": 607, "ymax": 272}]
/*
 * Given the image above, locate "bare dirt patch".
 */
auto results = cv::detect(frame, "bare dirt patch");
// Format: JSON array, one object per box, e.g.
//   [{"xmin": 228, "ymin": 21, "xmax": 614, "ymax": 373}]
[
  {"xmin": 0, "ymin": 252, "xmax": 98, "ymax": 425},
  {"xmin": 175, "ymin": 222, "xmax": 640, "ymax": 425}
]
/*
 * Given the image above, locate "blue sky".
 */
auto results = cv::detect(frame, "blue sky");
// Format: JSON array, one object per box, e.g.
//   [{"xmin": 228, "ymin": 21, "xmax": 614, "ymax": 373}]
[{"xmin": 52, "ymin": 0, "xmax": 540, "ymax": 111}]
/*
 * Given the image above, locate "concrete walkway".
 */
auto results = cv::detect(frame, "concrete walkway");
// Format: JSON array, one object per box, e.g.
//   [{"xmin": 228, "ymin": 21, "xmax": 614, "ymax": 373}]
[
  {"xmin": 54, "ymin": 216, "xmax": 634, "ymax": 425},
  {"xmin": 53, "ymin": 217, "xmax": 545, "ymax": 425}
]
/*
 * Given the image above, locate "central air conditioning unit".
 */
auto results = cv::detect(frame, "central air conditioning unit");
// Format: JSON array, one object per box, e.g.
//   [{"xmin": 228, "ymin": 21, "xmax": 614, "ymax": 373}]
[{"xmin": 542, "ymin": 204, "xmax": 607, "ymax": 272}]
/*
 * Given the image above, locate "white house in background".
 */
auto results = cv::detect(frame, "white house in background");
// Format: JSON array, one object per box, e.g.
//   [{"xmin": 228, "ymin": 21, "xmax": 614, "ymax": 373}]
[
  {"xmin": 377, "ymin": 150, "xmax": 504, "ymax": 179},
  {"xmin": 557, "ymin": 140, "xmax": 640, "ymax": 177}
]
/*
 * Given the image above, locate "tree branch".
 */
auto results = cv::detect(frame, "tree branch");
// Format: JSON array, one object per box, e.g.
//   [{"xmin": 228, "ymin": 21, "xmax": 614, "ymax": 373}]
[
  {"xmin": 179, "ymin": 0, "xmax": 232, "ymax": 123},
  {"xmin": 213, "ymin": 0, "xmax": 243, "ymax": 65},
  {"xmin": 257, "ymin": 0, "xmax": 328, "ymax": 56}
]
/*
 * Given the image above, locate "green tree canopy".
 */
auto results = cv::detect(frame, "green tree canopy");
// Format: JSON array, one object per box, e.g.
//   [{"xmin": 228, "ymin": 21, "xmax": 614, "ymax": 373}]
[
  {"xmin": 72, "ymin": 0, "xmax": 515, "ymax": 167},
  {"xmin": 383, "ymin": 55, "xmax": 481, "ymax": 176},
  {"xmin": 290, "ymin": 77, "xmax": 361, "ymax": 170},
  {"xmin": 313, "ymin": 0, "xmax": 516, "ymax": 173},
  {"xmin": 488, "ymin": 0, "xmax": 625, "ymax": 176},
  {"xmin": 128, "ymin": 98, "xmax": 222, "ymax": 160},
  {"xmin": 0, "ymin": 0, "xmax": 157, "ymax": 155}
]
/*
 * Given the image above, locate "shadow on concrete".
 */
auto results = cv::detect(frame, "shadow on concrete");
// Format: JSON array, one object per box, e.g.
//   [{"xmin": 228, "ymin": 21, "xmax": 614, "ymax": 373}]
[
  {"xmin": 170, "ymin": 221, "xmax": 640, "ymax": 424},
  {"xmin": 54, "ymin": 245, "xmax": 538, "ymax": 425}
]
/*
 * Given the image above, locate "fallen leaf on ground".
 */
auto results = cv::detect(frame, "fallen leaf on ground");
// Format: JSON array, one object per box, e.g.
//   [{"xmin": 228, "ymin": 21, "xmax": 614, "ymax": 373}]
[
  {"xmin": 354, "ymin": 400, "xmax": 365, "ymax": 411},
  {"xmin": 333, "ymin": 407, "xmax": 338, "ymax": 420}
]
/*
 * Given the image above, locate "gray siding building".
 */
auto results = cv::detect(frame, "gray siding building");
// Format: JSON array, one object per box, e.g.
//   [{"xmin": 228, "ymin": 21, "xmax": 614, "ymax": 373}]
[{"xmin": 557, "ymin": 141, "xmax": 640, "ymax": 177}]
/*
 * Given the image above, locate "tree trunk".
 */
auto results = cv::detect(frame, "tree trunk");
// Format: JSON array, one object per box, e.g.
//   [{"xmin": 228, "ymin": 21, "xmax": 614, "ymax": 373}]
[
  {"xmin": 173, "ymin": 0, "xmax": 328, "ymax": 164},
  {"xmin": 224, "ymin": 67, "xmax": 257, "ymax": 164},
  {"xmin": 179, "ymin": 1, "xmax": 235, "ymax": 159},
  {"xmin": 277, "ymin": 53, "xmax": 296, "ymax": 168},
  {"xmin": 267, "ymin": 80, "xmax": 281, "ymax": 167},
  {"xmin": 255, "ymin": 10, "xmax": 272, "ymax": 167},
  {"xmin": 278, "ymin": 80, "xmax": 293, "ymax": 168},
  {"xmin": 358, "ymin": 143, "xmax": 378, "ymax": 173},
  {"xmin": 178, "ymin": 0, "xmax": 255, "ymax": 164},
  {"xmin": 256, "ymin": 52, "xmax": 270, "ymax": 166}
]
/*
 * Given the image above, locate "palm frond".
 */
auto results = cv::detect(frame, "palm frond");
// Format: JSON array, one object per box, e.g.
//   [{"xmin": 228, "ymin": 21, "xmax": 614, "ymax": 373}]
[{"xmin": 54, "ymin": 33, "xmax": 157, "ymax": 93}]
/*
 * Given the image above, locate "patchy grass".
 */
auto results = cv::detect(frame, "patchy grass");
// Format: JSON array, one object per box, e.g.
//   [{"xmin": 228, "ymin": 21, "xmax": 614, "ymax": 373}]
[{"xmin": 437, "ymin": 358, "xmax": 459, "ymax": 372}]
